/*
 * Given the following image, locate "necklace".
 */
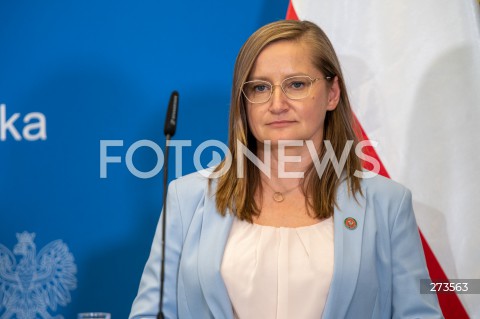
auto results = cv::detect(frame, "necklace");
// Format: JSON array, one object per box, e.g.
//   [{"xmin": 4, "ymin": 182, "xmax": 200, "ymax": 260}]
[{"xmin": 262, "ymin": 181, "xmax": 300, "ymax": 202}]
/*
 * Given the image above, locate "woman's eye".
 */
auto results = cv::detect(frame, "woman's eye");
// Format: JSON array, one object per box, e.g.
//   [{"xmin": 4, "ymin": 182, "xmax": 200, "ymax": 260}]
[
  {"xmin": 289, "ymin": 81, "xmax": 306, "ymax": 89},
  {"xmin": 254, "ymin": 85, "xmax": 269, "ymax": 92}
]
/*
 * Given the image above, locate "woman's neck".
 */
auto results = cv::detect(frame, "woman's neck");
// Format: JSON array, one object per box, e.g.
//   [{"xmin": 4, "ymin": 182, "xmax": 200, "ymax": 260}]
[{"xmin": 256, "ymin": 140, "xmax": 320, "ymax": 185}]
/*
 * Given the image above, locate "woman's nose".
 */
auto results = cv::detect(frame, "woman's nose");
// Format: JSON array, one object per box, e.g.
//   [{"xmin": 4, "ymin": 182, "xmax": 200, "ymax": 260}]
[{"xmin": 268, "ymin": 85, "xmax": 289, "ymax": 113}]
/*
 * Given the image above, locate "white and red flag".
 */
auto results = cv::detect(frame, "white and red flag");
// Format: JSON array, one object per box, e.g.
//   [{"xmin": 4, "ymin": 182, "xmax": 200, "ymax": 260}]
[{"xmin": 286, "ymin": 0, "xmax": 480, "ymax": 317}]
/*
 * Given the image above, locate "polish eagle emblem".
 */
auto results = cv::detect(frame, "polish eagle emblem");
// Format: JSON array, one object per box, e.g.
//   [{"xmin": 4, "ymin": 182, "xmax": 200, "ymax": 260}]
[{"xmin": 0, "ymin": 232, "xmax": 77, "ymax": 319}]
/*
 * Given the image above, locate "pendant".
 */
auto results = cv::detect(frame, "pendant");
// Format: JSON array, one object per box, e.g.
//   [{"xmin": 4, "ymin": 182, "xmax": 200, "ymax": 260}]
[{"xmin": 273, "ymin": 192, "xmax": 284, "ymax": 202}]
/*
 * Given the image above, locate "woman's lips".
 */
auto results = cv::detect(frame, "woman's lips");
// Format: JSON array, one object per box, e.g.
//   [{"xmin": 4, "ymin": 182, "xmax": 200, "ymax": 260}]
[{"xmin": 267, "ymin": 120, "xmax": 296, "ymax": 128}]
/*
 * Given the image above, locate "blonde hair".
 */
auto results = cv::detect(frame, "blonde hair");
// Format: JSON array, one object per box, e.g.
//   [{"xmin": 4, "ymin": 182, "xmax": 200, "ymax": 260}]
[{"xmin": 213, "ymin": 20, "xmax": 362, "ymax": 221}]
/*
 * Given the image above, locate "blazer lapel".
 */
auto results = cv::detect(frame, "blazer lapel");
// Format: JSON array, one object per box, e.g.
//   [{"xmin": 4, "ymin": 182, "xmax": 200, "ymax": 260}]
[
  {"xmin": 197, "ymin": 184, "xmax": 234, "ymax": 319},
  {"xmin": 323, "ymin": 179, "xmax": 367, "ymax": 319}
]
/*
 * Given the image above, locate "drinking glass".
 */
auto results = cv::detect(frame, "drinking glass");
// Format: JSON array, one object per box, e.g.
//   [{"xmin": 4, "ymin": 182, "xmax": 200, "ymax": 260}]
[{"xmin": 77, "ymin": 313, "xmax": 111, "ymax": 319}]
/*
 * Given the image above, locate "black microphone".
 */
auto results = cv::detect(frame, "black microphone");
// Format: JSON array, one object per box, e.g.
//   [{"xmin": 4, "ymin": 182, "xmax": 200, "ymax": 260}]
[
  {"xmin": 164, "ymin": 91, "xmax": 179, "ymax": 137},
  {"xmin": 158, "ymin": 91, "xmax": 179, "ymax": 319}
]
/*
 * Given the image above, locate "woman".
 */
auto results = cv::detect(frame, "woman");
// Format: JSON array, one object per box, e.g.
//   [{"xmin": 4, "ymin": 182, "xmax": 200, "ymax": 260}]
[{"xmin": 130, "ymin": 20, "xmax": 442, "ymax": 319}]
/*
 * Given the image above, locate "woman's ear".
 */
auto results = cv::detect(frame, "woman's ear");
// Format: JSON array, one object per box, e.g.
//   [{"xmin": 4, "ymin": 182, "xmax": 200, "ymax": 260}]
[{"xmin": 327, "ymin": 76, "xmax": 340, "ymax": 111}]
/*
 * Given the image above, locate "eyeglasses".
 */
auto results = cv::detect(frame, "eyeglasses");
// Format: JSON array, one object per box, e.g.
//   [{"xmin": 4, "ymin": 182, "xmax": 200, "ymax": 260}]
[{"xmin": 242, "ymin": 75, "xmax": 332, "ymax": 104}]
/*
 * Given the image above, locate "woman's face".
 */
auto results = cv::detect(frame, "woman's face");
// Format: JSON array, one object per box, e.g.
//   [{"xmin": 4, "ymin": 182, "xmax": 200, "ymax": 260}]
[{"xmin": 245, "ymin": 40, "xmax": 340, "ymax": 148}]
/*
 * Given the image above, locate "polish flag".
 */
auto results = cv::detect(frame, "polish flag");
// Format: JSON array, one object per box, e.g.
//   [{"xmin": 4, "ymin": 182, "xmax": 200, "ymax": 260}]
[{"xmin": 286, "ymin": 1, "xmax": 480, "ymax": 317}]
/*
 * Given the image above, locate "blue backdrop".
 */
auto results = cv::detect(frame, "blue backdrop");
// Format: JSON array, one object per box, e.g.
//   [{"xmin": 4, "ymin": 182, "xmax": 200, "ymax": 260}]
[{"xmin": 0, "ymin": 1, "xmax": 289, "ymax": 317}]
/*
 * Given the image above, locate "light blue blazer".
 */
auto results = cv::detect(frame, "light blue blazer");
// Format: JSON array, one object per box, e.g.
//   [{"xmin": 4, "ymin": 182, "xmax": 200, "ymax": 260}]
[{"xmin": 129, "ymin": 171, "xmax": 442, "ymax": 319}]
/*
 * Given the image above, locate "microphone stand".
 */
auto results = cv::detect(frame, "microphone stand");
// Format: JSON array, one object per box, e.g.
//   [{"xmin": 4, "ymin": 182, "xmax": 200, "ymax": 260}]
[
  {"xmin": 157, "ymin": 134, "xmax": 171, "ymax": 319},
  {"xmin": 157, "ymin": 91, "xmax": 178, "ymax": 319}
]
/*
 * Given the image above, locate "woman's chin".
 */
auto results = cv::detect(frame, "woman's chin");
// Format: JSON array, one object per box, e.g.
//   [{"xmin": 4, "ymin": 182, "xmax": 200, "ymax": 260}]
[{"xmin": 258, "ymin": 138, "xmax": 306, "ymax": 146}]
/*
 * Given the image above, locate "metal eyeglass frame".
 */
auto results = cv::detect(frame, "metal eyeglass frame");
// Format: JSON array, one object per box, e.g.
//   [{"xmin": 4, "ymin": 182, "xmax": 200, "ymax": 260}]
[{"xmin": 242, "ymin": 75, "xmax": 333, "ymax": 104}]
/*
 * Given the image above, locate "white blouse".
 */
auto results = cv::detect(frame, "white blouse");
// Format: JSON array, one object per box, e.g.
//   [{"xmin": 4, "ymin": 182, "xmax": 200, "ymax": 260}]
[{"xmin": 221, "ymin": 216, "xmax": 334, "ymax": 319}]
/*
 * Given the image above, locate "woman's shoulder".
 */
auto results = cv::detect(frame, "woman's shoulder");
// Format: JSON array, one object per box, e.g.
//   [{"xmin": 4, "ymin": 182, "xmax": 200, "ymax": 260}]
[
  {"xmin": 355, "ymin": 174, "xmax": 415, "ymax": 229},
  {"xmin": 354, "ymin": 173, "xmax": 412, "ymax": 208},
  {"xmin": 360, "ymin": 173, "xmax": 410, "ymax": 197},
  {"xmin": 169, "ymin": 168, "xmax": 216, "ymax": 199},
  {"xmin": 165, "ymin": 169, "xmax": 218, "ymax": 229}
]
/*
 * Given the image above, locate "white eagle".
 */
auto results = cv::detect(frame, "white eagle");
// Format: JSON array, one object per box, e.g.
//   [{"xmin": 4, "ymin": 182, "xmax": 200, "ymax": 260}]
[{"xmin": 0, "ymin": 232, "xmax": 77, "ymax": 319}]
